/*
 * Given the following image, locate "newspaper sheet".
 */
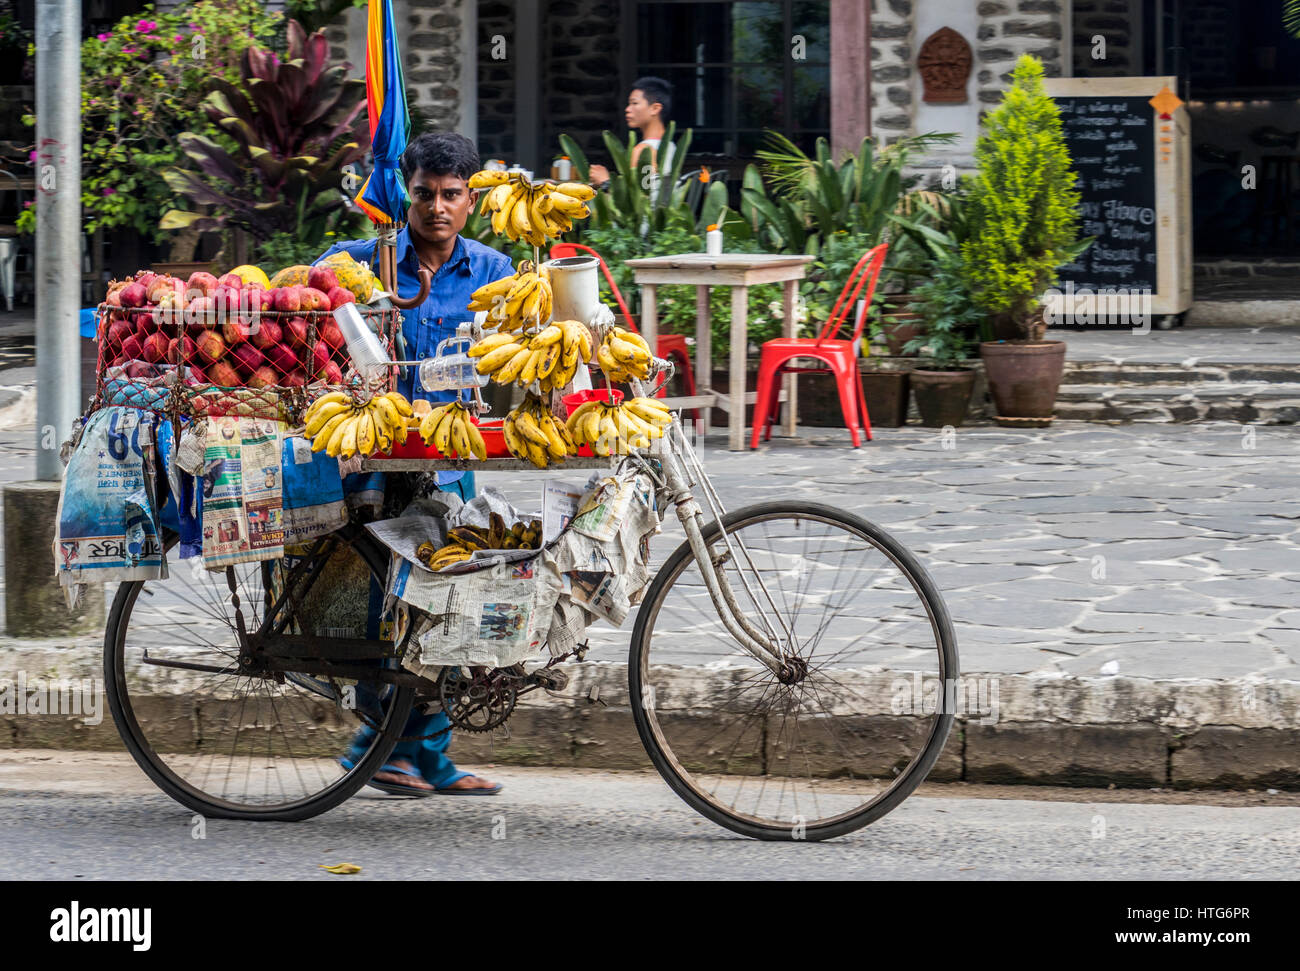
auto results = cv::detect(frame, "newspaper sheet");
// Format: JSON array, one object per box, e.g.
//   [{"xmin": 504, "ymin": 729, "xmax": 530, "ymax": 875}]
[{"xmin": 200, "ymin": 417, "xmax": 287, "ymax": 569}]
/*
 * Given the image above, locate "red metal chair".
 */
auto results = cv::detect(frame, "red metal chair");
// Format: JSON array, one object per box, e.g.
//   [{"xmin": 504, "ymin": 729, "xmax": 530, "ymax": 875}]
[
  {"xmin": 548, "ymin": 243, "xmax": 700, "ymax": 415},
  {"xmin": 750, "ymin": 243, "xmax": 889, "ymax": 449}
]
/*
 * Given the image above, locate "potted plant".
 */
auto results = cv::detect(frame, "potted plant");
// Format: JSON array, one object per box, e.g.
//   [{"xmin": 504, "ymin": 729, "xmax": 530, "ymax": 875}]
[
  {"xmin": 903, "ymin": 251, "xmax": 979, "ymax": 427},
  {"xmin": 961, "ymin": 55, "xmax": 1091, "ymax": 427},
  {"xmin": 859, "ymin": 353, "xmax": 911, "ymax": 427}
]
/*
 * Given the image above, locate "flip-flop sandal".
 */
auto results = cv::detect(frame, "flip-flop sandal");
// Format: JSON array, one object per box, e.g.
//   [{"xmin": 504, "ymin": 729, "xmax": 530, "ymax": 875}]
[
  {"xmin": 434, "ymin": 774, "xmax": 504, "ymax": 796},
  {"xmin": 339, "ymin": 756, "xmax": 437, "ymax": 798}
]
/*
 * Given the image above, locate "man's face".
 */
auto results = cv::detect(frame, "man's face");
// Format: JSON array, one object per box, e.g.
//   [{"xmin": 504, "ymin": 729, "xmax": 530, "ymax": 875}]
[
  {"xmin": 405, "ymin": 168, "xmax": 476, "ymax": 245},
  {"xmin": 625, "ymin": 89, "xmax": 659, "ymax": 130}
]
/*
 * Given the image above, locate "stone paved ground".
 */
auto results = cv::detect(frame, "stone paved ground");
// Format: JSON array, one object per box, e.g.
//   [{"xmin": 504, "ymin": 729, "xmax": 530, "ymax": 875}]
[
  {"xmin": 1, "ymin": 386, "xmax": 1296, "ymax": 683},
  {"xmin": 483, "ymin": 422, "xmax": 1300, "ymax": 681}
]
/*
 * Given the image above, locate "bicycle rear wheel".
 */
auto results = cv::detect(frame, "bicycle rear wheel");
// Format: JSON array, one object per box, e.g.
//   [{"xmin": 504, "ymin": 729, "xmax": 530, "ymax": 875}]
[
  {"xmin": 629, "ymin": 501, "xmax": 958, "ymax": 841},
  {"xmin": 103, "ymin": 524, "xmax": 415, "ymax": 821}
]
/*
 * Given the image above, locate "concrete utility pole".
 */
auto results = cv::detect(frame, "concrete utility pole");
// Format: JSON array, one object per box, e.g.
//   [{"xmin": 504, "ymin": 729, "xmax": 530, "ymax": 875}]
[
  {"xmin": 34, "ymin": 0, "xmax": 81, "ymax": 480},
  {"xmin": 4, "ymin": 0, "xmax": 99, "ymax": 639}
]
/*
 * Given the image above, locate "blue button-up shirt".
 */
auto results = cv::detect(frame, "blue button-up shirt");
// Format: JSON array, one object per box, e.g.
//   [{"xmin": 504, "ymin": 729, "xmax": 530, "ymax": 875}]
[{"xmin": 316, "ymin": 228, "xmax": 512, "ymax": 484}]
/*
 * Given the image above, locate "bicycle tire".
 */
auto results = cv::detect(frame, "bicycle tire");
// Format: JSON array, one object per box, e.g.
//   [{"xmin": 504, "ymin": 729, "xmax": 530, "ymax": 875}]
[
  {"xmin": 103, "ymin": 523, "xmax": 416, "ymax": 822},
  {"xmin": 629, "ymin": 501, "xmax": 958, "ymax": 842}
]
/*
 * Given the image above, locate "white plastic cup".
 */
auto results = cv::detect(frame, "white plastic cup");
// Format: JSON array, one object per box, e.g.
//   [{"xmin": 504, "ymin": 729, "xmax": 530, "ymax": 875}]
[
  {"xmin": 332, "ymin": 302, "xmax": 390, "ymax": 382},
  {"xmin": 706, "ymin": 228, "xmax": 723, "ymax": 255}
]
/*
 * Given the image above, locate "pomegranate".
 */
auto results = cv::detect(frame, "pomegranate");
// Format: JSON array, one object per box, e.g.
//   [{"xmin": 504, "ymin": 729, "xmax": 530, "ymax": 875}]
[
  {"xmin": 284, "ymin": 316, "xmax": 310, "ymax": 351},
  {"xmin": 322, "ymin": 360, "xmax": 344, "ymax": 384},
  {"xmin": 120, "ymin": 333, "xmax": 143, "ymax": 362},
  {"xmin": 142, "ymin": 332, "xmax": 170, "ymax": 364},
  {"xmin": 119, "ymin": 282, "xmax": 148, "ymax": 309},
  {"xmin": 311, "ymin": 340, "xmax": 331, "ymax": 373},
  {"xmin": 247, "ymin": 366, "xmax": 279, "ymax": 389},
  {"xmin": 265, "ymin": 342, "xmax": 298, "ymax": 374},
  {"xmin": 223, "ymin": 318, "xmax": 252, "ymax": 346}
]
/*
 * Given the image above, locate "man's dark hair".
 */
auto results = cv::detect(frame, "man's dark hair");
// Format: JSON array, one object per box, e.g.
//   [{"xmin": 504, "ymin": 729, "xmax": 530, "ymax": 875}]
[
  {"xmin": 632, "ymin": 76, "xmax": 672, "ymax": 121},
  {"xmin": 400, "ymin": 131, "xmax": 480, "ymax": 184}
]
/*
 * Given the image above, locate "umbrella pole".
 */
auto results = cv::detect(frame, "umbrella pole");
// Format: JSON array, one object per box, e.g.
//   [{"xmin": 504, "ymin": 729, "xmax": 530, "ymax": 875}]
[{"xmin": 380, "ymin": 218, "xmax": 432, "ymax": 311}]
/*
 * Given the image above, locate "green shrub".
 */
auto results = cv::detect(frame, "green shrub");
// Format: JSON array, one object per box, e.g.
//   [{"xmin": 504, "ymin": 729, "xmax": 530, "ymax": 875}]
[{"xmin": 960, "ymin": 55, "xmax": 1087, "ymax": 337}]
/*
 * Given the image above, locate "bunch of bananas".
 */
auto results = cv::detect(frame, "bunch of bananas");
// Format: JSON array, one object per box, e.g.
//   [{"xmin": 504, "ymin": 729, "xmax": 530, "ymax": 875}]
[
  {"xmin": 415, "ymin": 514, "xmax": 544, "ymax": 571},
  {"xmin": 566, "ymin": 396, "xmax": 673, "ymax": 457},
  {"xmin": 503, "ymin": 393, "xmax": 578, "ymax": 469},
  {"xmin": 596, "ymin": 327, "xmax": 654, "ymax": 382},
  {"xmin": 466, "ymin": 262, "xmax": 552, "ymax": 332},
  {"xmin": 469, "ymin": 319, "xmax": 592, "ymax": 392},
  {"xmin": 418, "ymin": 400, "xmax": 488, "ymax": 460},
  {"xmin": 469, "ymin": 171, "xmax": 596, "ymax": 246},
  {"xmin": 305, "ymin": 389, "xmax": 413, "ymax": 460}
]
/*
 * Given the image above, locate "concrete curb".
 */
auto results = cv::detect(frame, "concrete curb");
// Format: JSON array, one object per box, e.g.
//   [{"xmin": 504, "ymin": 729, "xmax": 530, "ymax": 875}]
[{"xmin": 1, "ymin": 640, "xmax": 1297, "ymax": 790}]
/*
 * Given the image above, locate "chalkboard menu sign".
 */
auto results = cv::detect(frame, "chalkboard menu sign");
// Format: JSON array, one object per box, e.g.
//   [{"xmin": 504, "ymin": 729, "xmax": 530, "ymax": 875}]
[{"xmin": 1054, "ymin": 95, "xmax": 1158, "ymax": 293}]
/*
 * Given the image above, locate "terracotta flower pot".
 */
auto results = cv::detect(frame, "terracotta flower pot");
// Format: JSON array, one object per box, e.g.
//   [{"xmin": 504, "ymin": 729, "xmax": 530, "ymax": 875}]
[
  {"xmin": 910, "ymin": 367, "xmax": 975, "ymax": 427},
  {"xmin": 979, "ymin": 340, "xmax": 1067, "ymax": 427}
]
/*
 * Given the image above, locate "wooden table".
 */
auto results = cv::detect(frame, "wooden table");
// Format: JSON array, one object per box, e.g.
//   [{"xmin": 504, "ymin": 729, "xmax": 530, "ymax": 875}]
[{"xmin": 624, "ymin": 253, "xmax": 814, "ymax": 450}]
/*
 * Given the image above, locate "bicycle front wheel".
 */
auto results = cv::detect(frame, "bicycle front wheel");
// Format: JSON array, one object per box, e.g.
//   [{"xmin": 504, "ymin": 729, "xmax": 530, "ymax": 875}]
[
  {"xmin": 629, "ymin": 501, "xmax": 958, "ymax": 841},
  {"xmin": 103, "ymin": 524, "xmax": 415, "ymax": 821}
]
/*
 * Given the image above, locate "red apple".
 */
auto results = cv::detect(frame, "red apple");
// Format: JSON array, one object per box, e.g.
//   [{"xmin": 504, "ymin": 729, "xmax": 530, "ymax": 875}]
[
  {"xmin": 212, "ymin": 284, "xmax": 242, "ymax": 313},
  {"xmin": 299, "ymin": 287, "xmax": 330, "ymax": 312},
  {"xmin": 180, "ymin": 335, "xmax": 197, "ymax": 363},
  {"xmin": 251, "ymin": 318, "xmax": 282, "ymax": 350},
  {"xmin": 120, "ymin": 333, "xmax": 143, "ymax": 362},
  {"xmin": 326, "ymin": 286, "xmax": 355, "ymax": 310},
  {"xmin": 208, "ymin": 360, "xmax": 240, "ymax": 388},
  {"xmin": 278, "ymin": 285, "xmax": 303, "ymax": 314},
  {"xmin": 186, "ymin": 271, "xmax": 219, "ymax": 296},
  {"xmin": 218, "ymin": 272, "xmax": 245, "ymax": 290},
  {"xmin": 231, "ymin": 343, "xmax": 265, "ymax": 378},
  {"xmin": 320, "ymin": 320, "xmax": 345, "ymax": 352},
  {"xmin": 284, "ymin": 316, "xmax": 310, "ymax": 351},
  {"xmin": 307, "ymin": 266, "xmax": 339, "ymax": 293},
  {"xmin": 322, "ymin": 361, "xmax": 343, "ymax": 384},
  {"xmin": 247, "ymin": 365, "xmax": 279, "ymax": 389},
  {"xmin": 281, "ymin": 372, "xmax": 305, "ymax": 389},
  {"xmin": 196, "ymin": 330, "xmax": 224, "ymax": 364},
  {"xmin": 105, "ymin": 317, "xmax": 134, "ymax": 350},
  {"xmin": 142, "ymin": 332, "xmax": 170, "ymax": 364},
  {"xmin": 311, "ymin": 340, "xmax": 331, "ymax": 374},
  {"xmin": 223, "ymin": 318, "xmax": 252, "ymax": 345},
  {"xmin": 185, "ymin": 295, "xmax": 216, "ymax": 331},
  {"xmin": 265, "ymin": 342, "xmax": 298, "ymax": 375},
  {"xmin": 187, "ymin": 365, "xmax": 208, "ymax": 385}
]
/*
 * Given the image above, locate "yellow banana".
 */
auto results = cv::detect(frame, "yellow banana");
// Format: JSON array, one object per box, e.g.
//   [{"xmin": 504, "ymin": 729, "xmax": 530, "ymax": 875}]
[
  {"xmin": 469, "ymin": 170, "xmax": 511, "ymax": 189},
  {"xmin": 495, "ymin": 344, "xmax": 533, "ymax": 385},
  {"xmin": 356, "ymin": 411, "xmax": 376, "ymax": 456},
  {"xmin": 338, "ymin": 413, "xmax": 360, "ymax": 459},
  {"xmin": 305, "ymin": 399, "xmax": 349, "ymax": 437},
  {"xmin": 385, "ymin": 391, "xmax": 413, "ymax": 418},
  {"xmin": 476, "ymin": 341, "xmax": 525, "ymax": 374},
  {"xmin": 465, "ymin": 419, "xmax": 487, "ymax": 461},
  {"xmin": 469, "ymin": 332, "xmax": 517, "ymax": 361},
  {"xmin": 311, "ymin": 410, "xmax": 351, "ymax": 452},
  {"xmin": 555, "ymin": 182, "xmax": 596, "ymax": 200}
]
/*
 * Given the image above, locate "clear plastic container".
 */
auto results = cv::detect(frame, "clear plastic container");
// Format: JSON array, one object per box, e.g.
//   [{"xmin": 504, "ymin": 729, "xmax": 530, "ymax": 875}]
[{"xmin": 417, "ymin": 336, "xmax": 490, "ymax": 392}]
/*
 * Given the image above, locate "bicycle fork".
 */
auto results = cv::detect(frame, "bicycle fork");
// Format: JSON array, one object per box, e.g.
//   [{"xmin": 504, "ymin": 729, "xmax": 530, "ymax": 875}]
[{"xmin": 654, "ymin": 421, "xmax": 803, "ymax": 681}]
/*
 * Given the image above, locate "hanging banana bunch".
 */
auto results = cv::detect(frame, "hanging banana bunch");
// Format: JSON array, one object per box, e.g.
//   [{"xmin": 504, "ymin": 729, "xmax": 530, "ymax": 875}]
[
  {"xmin": 468, "ymin": 318, "xmax": 593, "ymax": 393},
  {"xmin": 466, "ymin": 261, "xmax": 552, "ymax": 332},
  {"xmin": 417, "ymin": 400, "xmax": 488, "ymax": 460},
  {"xmin": 596, "ymin": 326, "xmax": 654, "ymax": 382},
  {"xmin": 468, "ymin": 170, "xmax": 596, "ymax": 246},
  {"xmin": 304, "ymin": 389, "xmax": 413, "ymax": 460},
  {"xmin": 567, "ymin": 396, "xmax": 672, "ymax": 457},
  {"xmin": 503, "ymin": 393, "xmax": 578, "ymax": 469}
]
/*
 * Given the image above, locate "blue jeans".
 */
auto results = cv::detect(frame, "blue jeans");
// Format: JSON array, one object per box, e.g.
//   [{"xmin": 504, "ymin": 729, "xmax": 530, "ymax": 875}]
[{"xmin": 346, "ymin": 471, "xmax": 476, "ymax": 788}]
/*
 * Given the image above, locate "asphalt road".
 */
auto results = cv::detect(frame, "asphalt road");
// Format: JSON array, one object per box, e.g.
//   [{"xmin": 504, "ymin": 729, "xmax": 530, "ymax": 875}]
[{"xmin": 2, "ymin": 752, "xmax": 1297, "ymax": 880}]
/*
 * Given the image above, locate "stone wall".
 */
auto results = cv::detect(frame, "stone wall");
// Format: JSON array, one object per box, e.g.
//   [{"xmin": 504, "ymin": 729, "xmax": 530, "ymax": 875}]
[
  {"xmin": 1070, "ymin": 0, "xmax": 1141, "ymax": 78},
  {"xmin": 476, "ymin": 0, "xmax": 516, "ymax": 160},
  {"xmin": 975, "ymin": 0, "xmax": 1066, "ymax": 107},
  {"xmin": 871, "ymin": 0, "xmax": 916, "ymax": 141},
  {"xmin": 404, "ymin": 0, "xmax": 467, "ymax": 133},
  {"xmin": 540, "ymin": 0, "xmax": 623, "ymax": 168}
]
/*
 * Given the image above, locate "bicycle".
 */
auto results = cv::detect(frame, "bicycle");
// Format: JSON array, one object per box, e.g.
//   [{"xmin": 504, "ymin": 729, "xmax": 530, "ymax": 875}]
[{"xmin": 103, "ymin": 374, "xmax": 958, "ymax": 842}]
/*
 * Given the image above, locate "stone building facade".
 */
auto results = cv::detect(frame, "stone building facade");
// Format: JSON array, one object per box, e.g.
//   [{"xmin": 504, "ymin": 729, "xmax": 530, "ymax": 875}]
[{"xmin": 325, "ymin": 0, "xmax": 1078, "ymax": 175}]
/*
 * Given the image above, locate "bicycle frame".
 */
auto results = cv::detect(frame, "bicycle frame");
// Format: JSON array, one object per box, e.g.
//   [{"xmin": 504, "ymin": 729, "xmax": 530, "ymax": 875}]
[{"xmin": 627, "ymin": 375, "xmax": 797, "ymax": 678}]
